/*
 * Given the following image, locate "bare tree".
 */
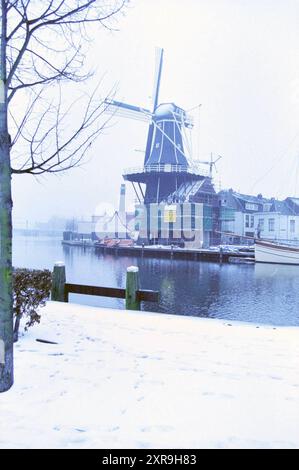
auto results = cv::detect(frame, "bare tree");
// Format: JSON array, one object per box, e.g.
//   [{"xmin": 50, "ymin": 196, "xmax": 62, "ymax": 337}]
[{"xmin": 0, "ymin": 0, "xmax": 128, "ymax": 392}]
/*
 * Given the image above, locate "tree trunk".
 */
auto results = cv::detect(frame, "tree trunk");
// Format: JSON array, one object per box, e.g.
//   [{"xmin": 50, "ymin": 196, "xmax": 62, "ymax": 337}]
[{"xmin": 0, "ymin": 1, "xmax": 13, "ymax": 392}]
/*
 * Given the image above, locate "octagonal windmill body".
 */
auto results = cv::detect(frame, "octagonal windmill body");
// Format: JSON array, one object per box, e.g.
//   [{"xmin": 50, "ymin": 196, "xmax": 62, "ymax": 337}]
[{"xmin": 105, "ymin": 48, "xmax": 204, "ymax": 204}]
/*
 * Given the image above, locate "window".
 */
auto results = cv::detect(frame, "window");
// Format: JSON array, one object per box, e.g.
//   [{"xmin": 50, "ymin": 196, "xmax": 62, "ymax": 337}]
[
  {"xmin": 290, "ymin": 220, "xmax": 295, "ymax": 233},
  {"xmin": 245, "ymin": 214, "xmax": 250, "ymax": 228},
  {"xmin": 258, "ymin": 218, "xmax": 264, "ymax": 231},
  {"xmin": 250, "ymin": 215, "xmax": 254, "ymax": 228},
  {"xmin": 263, "ymin": 203, "xmax": 272, "ymax": 212},
  {"xmin": 245, "ymin": 203, "xmax": 258, "ymax": 211},
  {"xmin": 268, "ymin": 218, "xmax": 275, "ymax": 232}
]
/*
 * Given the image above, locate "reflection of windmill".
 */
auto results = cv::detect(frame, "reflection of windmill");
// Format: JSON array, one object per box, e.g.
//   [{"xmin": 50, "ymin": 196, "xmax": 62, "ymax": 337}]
[{"xmin": 105, "ymin": 48, "xmax": 204, "ymax": 204}]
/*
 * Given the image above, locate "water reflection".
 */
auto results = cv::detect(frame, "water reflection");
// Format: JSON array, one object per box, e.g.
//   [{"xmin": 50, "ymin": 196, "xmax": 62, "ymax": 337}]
[{"xmin": 12, "ymin": 235, "xmax": 299, "ymax": 326}]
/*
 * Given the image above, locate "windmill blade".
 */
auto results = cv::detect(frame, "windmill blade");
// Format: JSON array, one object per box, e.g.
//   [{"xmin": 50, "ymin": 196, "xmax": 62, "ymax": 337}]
[
  {"xmin": 213, "ymin": 156, "xmax": 223, "ymax": 174},
  {"xmin": 143, "ymin": 123, "xmax": 155, "ymax": 165},
  {"xmin": 143, "ymin": 48, "xmax": 164, "ymax": 165},
  {"xmin": 214, "ymin": 155, "xmax": 223, "ymax": 164},
  {"xmin": 104, "ymin": 99, "xmax": 152, "ymax": 123},
  {"xmin": 152, "ymin": 47, "xmax": 164, "ymax": 111}
]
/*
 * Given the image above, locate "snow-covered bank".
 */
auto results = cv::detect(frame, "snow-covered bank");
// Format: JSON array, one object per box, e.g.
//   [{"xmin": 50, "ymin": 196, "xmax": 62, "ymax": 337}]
[{"xmin": 1, "ymin": 302, "xmax": 299, "ymax": 449}]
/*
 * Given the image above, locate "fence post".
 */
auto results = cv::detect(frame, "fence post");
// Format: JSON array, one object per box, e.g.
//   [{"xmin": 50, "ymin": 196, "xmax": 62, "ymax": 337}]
[
  {"xmin": 125, "ymin": 266, "xmax": 140, "ymax": 310},
  {"xmin": 51, "ymin": 262, "xmax": 66, "ymax": 302}
]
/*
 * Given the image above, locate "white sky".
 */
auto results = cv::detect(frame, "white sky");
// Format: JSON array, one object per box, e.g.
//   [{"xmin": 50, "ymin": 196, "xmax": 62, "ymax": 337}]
[{"xmin": 12, "ymin": 0, "xmax": 299, "ymax": 225}]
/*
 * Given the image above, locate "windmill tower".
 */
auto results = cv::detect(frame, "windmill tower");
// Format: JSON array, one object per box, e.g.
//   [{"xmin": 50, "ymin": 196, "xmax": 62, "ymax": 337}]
[{"xmin": 106, "ymin": 48, "xmax": 204, "ymax": 204}]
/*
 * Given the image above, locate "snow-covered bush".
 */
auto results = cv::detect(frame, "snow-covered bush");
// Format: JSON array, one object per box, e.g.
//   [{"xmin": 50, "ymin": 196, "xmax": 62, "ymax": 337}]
[{"xmin": 13, "ymin": 269, "xmax": 52, "ymax": 342}]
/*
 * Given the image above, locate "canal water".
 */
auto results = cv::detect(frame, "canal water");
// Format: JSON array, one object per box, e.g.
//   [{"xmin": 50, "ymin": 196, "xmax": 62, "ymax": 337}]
[{"xmin": 13, "ymin": 234, "xmax": 299, "ymax": 326}]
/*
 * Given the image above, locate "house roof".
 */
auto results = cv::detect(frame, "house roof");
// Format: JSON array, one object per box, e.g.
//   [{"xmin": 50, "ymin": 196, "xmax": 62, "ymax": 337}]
[
  {"xmin": 233, "ymin": 192, "xmax": 269, "ymax": 204},
  {"xmin": 218, "ymin": 190, "xmax": 269, "ymax": 211},
  {"xmin": 218, "ymin": 190, "xmax": 299, "ymax": 215},
  {"xmin": 289, "ymin": 198, "xmax": 299, "ymax": 205},
  {"xmin": 284, "ymin": 197, "xmax": 299, "ymax": 215},
  {"xmin": 270, "ymin": 200, "xmax": 294, "ymax": 215}
]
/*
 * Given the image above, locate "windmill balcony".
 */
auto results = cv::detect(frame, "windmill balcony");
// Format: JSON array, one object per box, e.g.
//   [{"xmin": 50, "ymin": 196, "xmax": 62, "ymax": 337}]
[{"xmin": 123, "ymin": 164, "xmax": 210, "ymax": 177}]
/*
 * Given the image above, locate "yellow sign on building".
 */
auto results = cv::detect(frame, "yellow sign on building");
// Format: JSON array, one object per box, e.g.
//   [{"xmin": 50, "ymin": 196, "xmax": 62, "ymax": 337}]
[{"xmin": 164, "ymin": 205, "xmax": 177, "ymax": 223}]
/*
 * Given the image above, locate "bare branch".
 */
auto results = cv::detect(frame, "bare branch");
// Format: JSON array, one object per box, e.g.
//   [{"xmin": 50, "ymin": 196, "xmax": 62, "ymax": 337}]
[
  {"xmin": 5, "ymin": 0, "xmax": 128, "ymax": 176},
  {"xmin": 7, "ymin": 1, "xmax": 128, "ymax": 95},
  {"xmin": 10, "ymin": 82, "xmax": 118, "ymax": 175}
]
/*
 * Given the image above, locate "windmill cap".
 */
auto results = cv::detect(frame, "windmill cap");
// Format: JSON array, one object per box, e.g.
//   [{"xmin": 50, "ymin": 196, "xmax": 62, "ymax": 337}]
[{"xmin": 154, "ymin": 102, "xmax": 185, "ymax": 119}]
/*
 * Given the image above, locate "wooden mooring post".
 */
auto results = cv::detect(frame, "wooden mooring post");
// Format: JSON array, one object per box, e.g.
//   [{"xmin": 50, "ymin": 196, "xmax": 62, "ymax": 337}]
[
  {"xmin": 51, "ymin": 262, "xmax": 66, "ymax": 302},
  {"xmin": 125, "ymin": 266, "xmax": 140, "ymax": 310}
]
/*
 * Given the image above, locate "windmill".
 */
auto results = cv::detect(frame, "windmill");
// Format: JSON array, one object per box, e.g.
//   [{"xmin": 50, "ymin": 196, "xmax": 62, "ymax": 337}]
[{"xmin": 105, "ymin": 48, "xmax": 204, "ymax": 204}]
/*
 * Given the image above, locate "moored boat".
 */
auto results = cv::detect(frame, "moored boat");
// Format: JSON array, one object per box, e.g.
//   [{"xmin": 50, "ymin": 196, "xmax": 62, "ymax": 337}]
[{"xmin": 255, "ymin": 240, "xmax": 299, "ymax": 265}]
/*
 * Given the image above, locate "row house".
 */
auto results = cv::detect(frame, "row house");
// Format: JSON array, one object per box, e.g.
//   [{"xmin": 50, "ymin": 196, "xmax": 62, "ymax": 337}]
[
  {"xmin": 218, "ymin": 190, "xmax": 268, "ymax": 243},
  {"xmin": 254, "ymin": 198, "xmax": 299, "ymax": 242},
  {"xmin": 218, "ymin": 190, "xmax": 299, "ymax": 244}
]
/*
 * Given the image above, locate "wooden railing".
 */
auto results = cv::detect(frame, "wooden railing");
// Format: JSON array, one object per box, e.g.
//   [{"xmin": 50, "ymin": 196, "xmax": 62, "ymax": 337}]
[{"xmin": 51, "ymin": 263, "xmax": 159, "ymax": 310}]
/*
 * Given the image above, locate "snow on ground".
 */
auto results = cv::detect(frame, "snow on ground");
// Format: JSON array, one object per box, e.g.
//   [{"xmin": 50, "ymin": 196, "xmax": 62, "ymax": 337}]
[{"xmin": 1, "ymin": 301, "xmax": 299, "ymax": 449}]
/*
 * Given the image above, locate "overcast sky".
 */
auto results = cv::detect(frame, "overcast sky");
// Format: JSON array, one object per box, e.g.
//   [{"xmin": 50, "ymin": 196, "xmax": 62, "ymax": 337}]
[{"xmin": 12, "ymin": 0, "xmax": 299, "ymax": 226}]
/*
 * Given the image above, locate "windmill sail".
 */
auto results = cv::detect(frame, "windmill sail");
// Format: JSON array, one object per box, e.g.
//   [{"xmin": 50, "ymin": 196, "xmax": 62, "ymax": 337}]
[
  {"xmin": 152, "ymin": 48, "xmax": 164, "ymax": 110},
  {"xmin": 104, "ymin": 99, "xmax": 151, "ymax": 122},
  {"xmin": 144, "ymin": 48, "xmax": 164, "ymax": 165}
]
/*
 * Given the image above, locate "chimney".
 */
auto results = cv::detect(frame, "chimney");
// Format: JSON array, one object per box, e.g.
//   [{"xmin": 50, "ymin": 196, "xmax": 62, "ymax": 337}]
[{"xmin": 119, "ymin": 184, "xmax": 126, "ymax": 213}]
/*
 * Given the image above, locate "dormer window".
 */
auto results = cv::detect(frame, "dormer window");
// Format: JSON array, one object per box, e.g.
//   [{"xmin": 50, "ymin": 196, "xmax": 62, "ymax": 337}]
[
  {"xmin": 245, "ymin": 203, "xmax": 258, "ymax": 211},
  {"xmin": 263, "ymin": 203, "xmax": 272, "ymax": 212}
]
